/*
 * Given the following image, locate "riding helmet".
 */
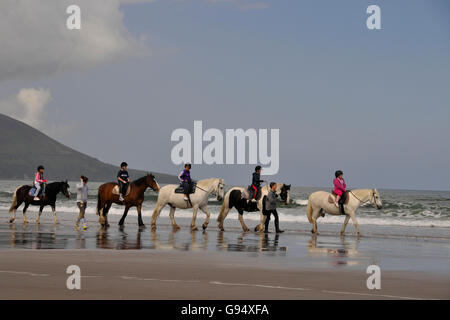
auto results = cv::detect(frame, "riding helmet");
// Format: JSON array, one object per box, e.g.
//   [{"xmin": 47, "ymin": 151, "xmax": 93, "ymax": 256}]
[
  {"xmin": 184, "ymin": 163, "xmax": 192, "ymax": 169},
  {"xmin": 37, "ymin": 165, "xmax": 44, "ymax": 171},
  {"xmin": 121, "ymin": 162, "xmax": 128, "ymax": 168},
  {"xmin": 335, "ymin": 170, "xmax": 343, "ymax": 178},
  {"xmin": 255, "ymin": 165, "xmax": 262, "ymax": 171}
]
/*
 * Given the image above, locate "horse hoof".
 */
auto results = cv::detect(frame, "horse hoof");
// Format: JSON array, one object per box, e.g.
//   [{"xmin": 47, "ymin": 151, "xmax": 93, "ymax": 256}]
[
  {"xmin": 139, "ymin": 224, "xmax": 146, "ymax": 229},
  {"xmin": 9, "ymin": 219, "xmax": 14, "ymax": 223},
  {"xmin": 220, "ymin": 228, "xmax": 225, "ymax": 232},
  {"xmin": 151, "ymin": 226, "xmax": 157, "ymax": 231},
  {"xmin": 119, "ymin": 225, "xmax": 125, "ymax": 230},
  {"xmin": 202, "ymin": 224, "xmax": 207, "ymax": 230}
]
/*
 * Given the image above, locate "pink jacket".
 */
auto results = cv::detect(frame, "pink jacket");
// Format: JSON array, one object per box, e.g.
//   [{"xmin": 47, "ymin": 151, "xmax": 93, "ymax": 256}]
[
  {"xmin": 333, "ymin": 178, "xmax": 346, "ymax": 196},
  {"xmin": 34, "ymin": 172, "xmax": 47, "ymax": 184}
]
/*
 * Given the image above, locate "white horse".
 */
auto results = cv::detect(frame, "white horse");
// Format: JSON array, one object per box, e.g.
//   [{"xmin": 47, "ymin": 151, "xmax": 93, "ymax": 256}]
[
  {"xmin": 217, "ymin": 183, "xmax": 290, "ymax": 232},
  {"xmin": 307, "ymin": 189, "xmax": 382, "ymax": 236},
  {"xmin": 151, "ymin": 178, "xmax": 225, "ymax": 231}
]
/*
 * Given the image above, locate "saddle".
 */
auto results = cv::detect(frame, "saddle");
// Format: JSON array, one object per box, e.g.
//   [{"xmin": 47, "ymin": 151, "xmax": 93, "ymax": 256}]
[
  {"xmin": 328, "ymin": 190, "xmax": 350, "ymax": 204},
  {"xmin": 328, "ymin": 190, "xmax": 350, "ymax": 215},
  {"xmin": 247, "ymin": 185, "xmax": 261, "ymax": 201},
  {"xmin": 28, "ymin": 186, "xmax": 44, "ymax": 198},
  {"xmin": 112, "ymin": 185, "xmax": 131, "ymax": 197},
  {"xmin": 174, "ymin": 182, "xmax": 197, "ymax": 194}
]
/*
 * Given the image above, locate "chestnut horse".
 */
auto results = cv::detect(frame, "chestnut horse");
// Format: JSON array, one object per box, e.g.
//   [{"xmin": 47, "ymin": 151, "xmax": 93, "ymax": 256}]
[{"xmin": 96, "ymin": 173, "xmax": 160, "ymax": 228}]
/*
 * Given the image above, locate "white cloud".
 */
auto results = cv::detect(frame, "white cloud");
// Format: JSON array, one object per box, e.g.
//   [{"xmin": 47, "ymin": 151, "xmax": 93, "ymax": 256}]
[
  {"xmin": 0, "ymin": 88, "xmax": 75, "ymax": 138},
  {"xmin": 0, "ymin": 88, "xmax": 51, "ymax": 129},
  {"xmin": 0, "ymin": 0, "xmax": 149, "ymax": 83}
]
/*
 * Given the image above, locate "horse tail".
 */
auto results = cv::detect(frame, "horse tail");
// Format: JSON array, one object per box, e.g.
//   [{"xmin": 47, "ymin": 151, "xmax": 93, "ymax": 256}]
[
  {"xmin": 9, "ymin": 187, "xmax": 20, "ymax": 213},
  {"xmin": 217, "ymin": 200, "xmax": 227, "ymax": 223},
  {"xmin": 306, "ymin": 196, "xmax": 313, "ymax": 224},
  {"xmin": 217, "ymin": 191, "xmax": 230, "ymax": 223}
]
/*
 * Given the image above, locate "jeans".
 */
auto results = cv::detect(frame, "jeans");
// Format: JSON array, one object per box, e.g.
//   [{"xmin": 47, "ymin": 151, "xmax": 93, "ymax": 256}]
[
  {"xmin": 34, "ymin": 183, "xmax": 41, "ymax": 197},
  {"xmin": 264, "ymin": 209, "xmax": 281, "ymax": 232}
]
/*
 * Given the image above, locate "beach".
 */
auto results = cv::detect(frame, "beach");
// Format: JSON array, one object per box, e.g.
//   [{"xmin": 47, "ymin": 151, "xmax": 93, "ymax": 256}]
[{"xmin": 0, "ymin": 208, "xmax": 449, "ymax": 300}]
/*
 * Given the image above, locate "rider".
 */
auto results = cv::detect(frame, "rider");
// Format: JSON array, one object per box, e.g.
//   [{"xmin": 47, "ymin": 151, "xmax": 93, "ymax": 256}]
[
  {"xmin": 117, "ymin": 162, "xmax": 130, "ymax": 202},
  {"xmin": 178, "ymin": 163, "xmax": 192, "ymax": 201},
  {"xmin": 333, "ymin": 170, "xmax": 347, "ymax": 209},
  {"xmin": 250, "ymin": 165, "xmax": 266, "ymax": 203},
  {"xmin": 33, "ymin": 165, "xmax": 47, "ymax": 201}
]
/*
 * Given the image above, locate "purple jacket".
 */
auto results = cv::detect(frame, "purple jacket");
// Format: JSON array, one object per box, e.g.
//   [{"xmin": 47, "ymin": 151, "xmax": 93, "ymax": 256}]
[{"xmin": 178, "ymin": 169, "xmax": 191, "ymax": 183}]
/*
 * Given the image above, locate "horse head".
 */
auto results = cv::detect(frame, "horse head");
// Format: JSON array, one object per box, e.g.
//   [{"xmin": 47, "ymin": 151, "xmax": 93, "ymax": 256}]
[
  {"xmin": 371, "ymin": 188, "xmax": 382, "ymax": 210},
  {"xmin": 279, "ymin": 184, "xmax": 291, "ymax": 205},
  {"xmin": 146, "ymin": 173, "xmax": 160, "ymax": 193},
  {"xmin": 61, "ymin": 180, "xmax": 71, "ymax": 199},
  {"xmin": 216, "ymin": 178, "xmax": 225, "ymax": 201}
]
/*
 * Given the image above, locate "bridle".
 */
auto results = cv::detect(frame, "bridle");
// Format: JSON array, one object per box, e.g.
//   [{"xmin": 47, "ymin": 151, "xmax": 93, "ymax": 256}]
[
  {"xmin": 195, "ymin": 180, "xmax": 224, "ymax": 197},
  {"xmin": 350, "ymin": 190, "xmax": 377, "ymax": 205}
]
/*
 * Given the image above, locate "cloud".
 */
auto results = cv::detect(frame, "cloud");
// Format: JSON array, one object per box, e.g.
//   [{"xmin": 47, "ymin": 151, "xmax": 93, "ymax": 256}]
[
  {"xmin": 0, "ymin": 0, "xmax": 149, "ymax": 83},
  {"xmin": 0, "ymin": 88, "xmax": 76, "ymax": 138}
]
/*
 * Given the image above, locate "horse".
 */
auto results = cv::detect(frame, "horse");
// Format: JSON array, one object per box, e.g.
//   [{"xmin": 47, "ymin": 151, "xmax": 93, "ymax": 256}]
[
  {"xmin": 151, "ymin": 178, "xmax": 225, "ymax": 231},
  {"xmin": 306, "ymin": 188, "xmax": 383, "ymax": 236},
  {"xmin": 217, "ymin": 183, "xmax": 291, "ymax": 232},
  {"xmin": 96, "ymin": 173, "xmax": 160, "ymax": 229},
  {"xmin": 8, "ymin": 181, "xmax": 71, "ymax": 224}
]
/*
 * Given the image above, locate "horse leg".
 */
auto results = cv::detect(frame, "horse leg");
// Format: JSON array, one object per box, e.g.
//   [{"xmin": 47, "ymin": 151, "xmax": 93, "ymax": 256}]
[
  {"xmin": 254, "ymin": 208, "xmax": 266, "ymax": 232},
  {"xmin": 311, "ymin": 209, "xmax": 321, "ymax": 234},
  {"xmin": 118, "ymin": 205, "xmax": 130, "ymax": 227},
  {"xmin": 52, "ymin": 205, "xmax": 59, "ymax": 224},
  {"xmin": 22, "ymin": 203, "xmax": 30, "ymax": 224},
  {"xmin": 217, "ymin": 206, "xmax": 230, "ymax": 231},
  {"xmin": 10, "ymin": 199, "xmax": 24, "ymax": 223},
  {"xmin": 137, "ymin": 204, "xmax": 145, "ymax": 229},
  {"xmin": 36, "ymin": 205, "xmax": 44, "ymax": 224},
  {"xmin": 237, "ymin": 209, "xmax": 250, "ymax": 232},
  {"xmin": 151, "ymin": 204, "xmax": 164, "ymax": 231},
  {"xmin": 200, "ymin": 206, "xmax": 211, "ymax": 230},
  {"xmin": 340, "ymin": 215, "xmax": 350, "ymax": 235},
  {"xmin": 169, "ymin": 205, "xmax": 180, "ymax": 230},
  {"xmin": 348, "ymin": 212, "xmax": 361, "ymax": 236},
  {"xmin": 103, "ymin": 203, "xmax": 112, "ymax": 228},
  {"xmin": 190, "ymin": 206, "xmax": 199, "ymax": 231}
]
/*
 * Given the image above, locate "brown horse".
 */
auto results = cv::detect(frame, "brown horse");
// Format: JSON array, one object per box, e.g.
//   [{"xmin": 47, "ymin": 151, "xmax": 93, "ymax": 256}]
[{"xmin": 96, "ymin": 173, "xmax": 160, "ymax": 228}]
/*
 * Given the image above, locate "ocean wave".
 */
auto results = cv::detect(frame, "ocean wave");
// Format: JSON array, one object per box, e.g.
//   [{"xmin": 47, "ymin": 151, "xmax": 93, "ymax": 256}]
[{"xmin": 2, "ymin": 204, "xmax": 449, "ymax": 228}]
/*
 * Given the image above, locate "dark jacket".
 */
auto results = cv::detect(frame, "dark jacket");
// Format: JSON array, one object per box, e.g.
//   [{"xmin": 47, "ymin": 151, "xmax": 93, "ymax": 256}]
[{"xmin": 252, "ymin": 172, "xmax": 264, "ymax": 188}]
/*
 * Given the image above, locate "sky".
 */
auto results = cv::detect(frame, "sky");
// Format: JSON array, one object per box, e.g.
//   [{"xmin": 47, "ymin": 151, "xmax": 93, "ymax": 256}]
[{"xmin": 0, "ymin": 0, "xmax": 449, "ymax": 190}]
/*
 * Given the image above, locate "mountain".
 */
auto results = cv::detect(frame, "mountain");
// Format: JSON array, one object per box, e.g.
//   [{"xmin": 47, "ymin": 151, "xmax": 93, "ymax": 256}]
[{"xmin": 0, "ymin": 113, "xmax": 176, "ymax": 183}]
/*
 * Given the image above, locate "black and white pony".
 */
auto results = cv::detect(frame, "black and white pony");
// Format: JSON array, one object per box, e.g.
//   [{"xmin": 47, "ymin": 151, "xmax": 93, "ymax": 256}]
[{"xmin": 217, "ymin": 183, "xmax": 290, "ymax": 232}]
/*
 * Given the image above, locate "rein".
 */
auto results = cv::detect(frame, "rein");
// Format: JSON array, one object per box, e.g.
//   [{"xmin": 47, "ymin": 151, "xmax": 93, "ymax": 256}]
[
  {"xmin": 194, "ymin": 181, "xmax": 224, "ymax": 196},
  {"xmin": 350, "ymin": 190, "xmax": 375, "ymax": 204}
]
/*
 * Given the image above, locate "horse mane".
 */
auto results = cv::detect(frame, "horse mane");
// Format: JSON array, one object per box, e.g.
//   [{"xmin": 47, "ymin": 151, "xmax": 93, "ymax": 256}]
[{"xmin": 132, "ymin": 176, "xmax": 148, "ymax": 186}]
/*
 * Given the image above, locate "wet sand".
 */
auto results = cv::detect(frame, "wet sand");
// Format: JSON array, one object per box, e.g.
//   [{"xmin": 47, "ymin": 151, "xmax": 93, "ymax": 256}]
[{"xmin": 0, "ymin": 210, "xmax": 449, "ymax": 299}]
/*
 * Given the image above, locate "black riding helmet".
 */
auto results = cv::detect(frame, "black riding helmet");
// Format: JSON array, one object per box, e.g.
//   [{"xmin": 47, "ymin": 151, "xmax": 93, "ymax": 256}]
[
  {"xmin": 184, "ymin": 163, "xmax": 192, "ymax": 169},
  {"xmin": 37, "ymin": 165, "xmax": 44, "ymax": 171},
  {"xmin": 255, "ymin": 165, "xmax": 262, "ymax": 171},
  {"xmin": 335, "ymin": 170, "xmax": 343, "ymax": 178},
  {"xmin": 121, "ymin": 162, "xmax": 128, "ymax": 168}
]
